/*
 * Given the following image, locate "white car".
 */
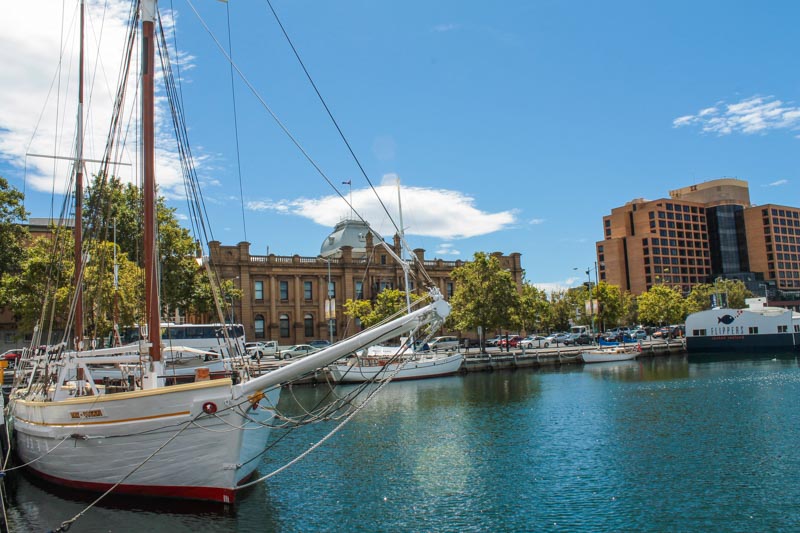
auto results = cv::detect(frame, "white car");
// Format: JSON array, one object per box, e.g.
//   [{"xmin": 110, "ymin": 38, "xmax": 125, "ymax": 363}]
[
  {"xmin": 245, "ymin": 341, "xmax": 278, "ymax": 358},
  {"xmin": 519, "ymin": 336, "xmax": 546, "ymax": 349},
  {"xmin": 279, "ymin": 344, "xmax": 318, "ymax": 360}
]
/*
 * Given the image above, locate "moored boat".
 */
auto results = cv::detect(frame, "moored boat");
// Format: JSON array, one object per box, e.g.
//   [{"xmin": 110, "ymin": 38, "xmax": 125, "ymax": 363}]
[
  {"xmin": 329, "ymin": 350, "xmax": 463, "ymax": 383},
  {"xmin": 685, "ymin": 297, "xmax": 800, "ymax": 354},
  {"xmin": 7, "ymin": 0, "xmax": 452, "ymax": 505},
  {"xmin": 581, "ymin": 345, "xmax": 639, "ymax": 363}
]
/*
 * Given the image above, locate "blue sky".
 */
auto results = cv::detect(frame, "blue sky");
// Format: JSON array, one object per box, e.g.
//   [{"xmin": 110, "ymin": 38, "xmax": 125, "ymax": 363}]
[{"xmin": 2, "ymin": 1, "xmax": 800, "ymax": 292}]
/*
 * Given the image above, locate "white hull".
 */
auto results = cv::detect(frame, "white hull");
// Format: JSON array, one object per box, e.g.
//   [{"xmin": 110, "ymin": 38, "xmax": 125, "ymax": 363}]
[
  {"xmin": 581, "ymin": 347, "xmax": 638, "ymax": 363},
  {"xmin": 11, "ymin": 379, "xmax": 280, "ymax": 502},
  {"xmin": 329, "ymin": 352, "xmax": 463, "ymax": 383}
]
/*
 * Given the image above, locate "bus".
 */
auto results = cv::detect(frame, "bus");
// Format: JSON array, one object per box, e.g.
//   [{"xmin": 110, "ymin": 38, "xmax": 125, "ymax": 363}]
[{"xmin": 118, "ymin": 323, "xmax": 246, "ymax": 358}]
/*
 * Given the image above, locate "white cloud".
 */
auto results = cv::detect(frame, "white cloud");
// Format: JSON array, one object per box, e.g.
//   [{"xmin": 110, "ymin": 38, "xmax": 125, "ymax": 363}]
[
  {"xmin": 246, "ymin": 177, "xmax": 516, "ymax": 240},
  {"xmin": 765, "ymin": 179, "xmax": 788, "ymax": 187},
  {"xmin": 436, "ymin": 243, "xmax": 461, "ymax": 256},
  {"xmin": 673, "ymin": 96, "xmax": 800, "ymax": 136},
  {"xmin": 0, "ymin": 1, "xmax": 197, "ymax": 200},
  {"xmin": 432, "ymin": 24, "xmax": 459, "ymax": 33},
  {"xmin": 529, "ymin": 218, "xmax": 545, "ymax": 225}
]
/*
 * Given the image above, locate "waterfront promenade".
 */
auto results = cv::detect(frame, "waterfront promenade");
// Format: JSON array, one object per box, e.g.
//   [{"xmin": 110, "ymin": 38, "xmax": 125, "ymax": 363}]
[{"xmin": 248, "ymin": 338, "xmax": 687, "ymax": 383}]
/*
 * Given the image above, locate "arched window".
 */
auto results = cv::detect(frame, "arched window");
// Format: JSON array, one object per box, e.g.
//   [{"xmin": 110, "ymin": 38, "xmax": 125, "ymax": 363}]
[
  {"xmin": 254, "ymin": 315, "xmax": 265, "ymax": 339},
  {"xmin": 304, "ymin": 313, "xmax": 314, "ymax": 337},
  {"xmin": 279, "ymin": 314, "xmax": 290, "ymax": 338}
]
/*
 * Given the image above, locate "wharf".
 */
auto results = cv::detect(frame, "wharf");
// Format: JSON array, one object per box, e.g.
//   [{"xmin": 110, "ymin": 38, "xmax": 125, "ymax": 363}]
[
  {"xmin": 1, "ymin": 339, "xmax": 686, "ymax": 390},
  {"xmin": 252, "ymin": 338, "xmax": 686, "ymax": 384}
]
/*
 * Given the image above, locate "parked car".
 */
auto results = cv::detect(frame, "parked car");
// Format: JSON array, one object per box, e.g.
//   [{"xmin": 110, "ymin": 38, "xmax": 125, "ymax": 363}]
[
  {"xmin": 0, "ymin": 349, "xmax": 23, "ymax": 368},
  {"xmin": 564, "ymin": 334, "xmax": 593, "ymax": 346},
  {"xmin": 245, "ymin": 341, "xmax": 279, "ymax": 358},
  {"xmin": 485, "ymin": 336, "xmax": 504, "ymax": 347},
  {"xmin": 652, "ymin": 327, "xmax": 671, "ymax": 339},
  {"xmin": 279, "ymin": 344, "xmax": 318, "ymax": 360},
  {"xmin": 538, "ymin": 333, "xmax": 566, "ymax": 347},
  {"xmin": 519, "ymin": 335, "xmax": 547, "ymax": 349},
  {"xmin": 630, "ymin": 329, "xmax": 648, "ymax": 340},
  {"xmin": 428, "ymin": 336, "xmax": 459, "ymax": 351},
  {"xmin": 498, "ymin": 335, "xmax": 523, "ymax": 348},
  {"xmin": 309, "ymin": 339, "xmax": 331, "ymax": 349}
]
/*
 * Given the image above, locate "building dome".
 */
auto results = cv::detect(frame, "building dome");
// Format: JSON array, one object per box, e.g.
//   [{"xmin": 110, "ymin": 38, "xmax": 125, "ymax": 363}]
[{"xmin": 320, "ymin": 219, "xmax": 374, "ymax": 258}]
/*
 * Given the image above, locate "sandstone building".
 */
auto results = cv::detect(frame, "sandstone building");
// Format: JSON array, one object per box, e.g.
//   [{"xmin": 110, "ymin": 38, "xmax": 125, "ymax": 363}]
[{"xmin": 209, "ymin": 219, "xmax": 523, "ymax": 343}]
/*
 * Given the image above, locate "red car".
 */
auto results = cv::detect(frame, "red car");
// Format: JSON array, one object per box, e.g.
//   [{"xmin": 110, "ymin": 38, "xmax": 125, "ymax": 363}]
[
  {"xmin": 1, "ymin": 349, "xmax": 23, "ymax": 368},
  {"xmin": 497, "ymin": 335, "xmax": 523, "ymax": 348}
]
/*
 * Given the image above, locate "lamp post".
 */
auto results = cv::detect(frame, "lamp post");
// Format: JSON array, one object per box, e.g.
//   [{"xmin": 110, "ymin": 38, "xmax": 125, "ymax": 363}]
[
  {"xmin": 575, "ymin": 263, "xmax": 599, "ymax": 335},
  {"xmin": 325, "ymin": 257, "xmax": 335, "ymax": 343},
  {"xmin": 227, "ymin": 275, "xmax": 240, "ymax": 324}
]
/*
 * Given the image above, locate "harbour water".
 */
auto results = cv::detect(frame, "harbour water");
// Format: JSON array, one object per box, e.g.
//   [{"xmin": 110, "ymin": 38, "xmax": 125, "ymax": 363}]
[{"xmin": 4, "ymin": 353, "xmax": 800, "ymax": 532}]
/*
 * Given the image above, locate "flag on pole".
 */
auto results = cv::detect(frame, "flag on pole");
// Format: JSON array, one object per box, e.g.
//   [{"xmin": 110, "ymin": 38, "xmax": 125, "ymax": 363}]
[{"xmin": 342, "ymin": 180, "xmax": 351, "ymax": 185}]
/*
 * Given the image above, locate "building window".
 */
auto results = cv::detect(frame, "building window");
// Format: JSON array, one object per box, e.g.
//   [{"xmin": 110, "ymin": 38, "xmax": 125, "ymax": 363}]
[
  {"xmin": 254, "ymin": 281, "xmax": 264, "ymax": 301},
  {"xmin": 254, "ymin": 314, "xmax": 265, "ymax": 339},
  {"xmin": 304, "ymin": 313, "xmax": 314, "ymax": 337},
  {"xmin": 280, "ymin": 280, "xmax": 289, "ymax": 301},
  {"xmin": 446, "ymin": 282, "xmax": 454, "ymax": 298},
  {"xmin": 355, "ymin": 280, "xmax": 364, "ymax": 299},
  {"xmin": 279, "ymin": 314, "xmax": 290, "ymax": 337},
  {"xmin": 304, "ymin": 281, "xmax": 313, "ymax": 301}
]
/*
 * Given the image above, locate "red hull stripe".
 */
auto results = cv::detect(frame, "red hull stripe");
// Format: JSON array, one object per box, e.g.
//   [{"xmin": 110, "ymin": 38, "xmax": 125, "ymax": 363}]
[{"xmin": 28, "ymin": 466, "xmax": 237, "ymax": 503}]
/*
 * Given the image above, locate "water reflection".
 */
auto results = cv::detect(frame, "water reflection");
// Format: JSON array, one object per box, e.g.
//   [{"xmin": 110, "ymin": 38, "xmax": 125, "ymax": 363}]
[{"xmin": 583, "ymin": 355, "xmax": 690, "ymax": 382}]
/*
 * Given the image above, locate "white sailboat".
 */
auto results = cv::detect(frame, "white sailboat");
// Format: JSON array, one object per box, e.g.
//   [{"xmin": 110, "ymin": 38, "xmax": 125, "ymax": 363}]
[{"xmin": 6, "ymin": 0, "xmax": 450, "ymax": 503}]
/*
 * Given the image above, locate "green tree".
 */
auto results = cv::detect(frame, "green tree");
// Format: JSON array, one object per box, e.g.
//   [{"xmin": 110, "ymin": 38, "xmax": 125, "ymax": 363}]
[
  {"xmin": 637, "ymin": 285, "xmax": 688, "ymax": 326},
  {"xmin": 343, "ymin": 289, "xmax": 422, "ymax": 328},
  {"xmin": 515, "ymin": 282, "xmax": 550, "ymax": 334},
  {"xmin": 83, "ymin": 240, "xmax": 144, "ymax": 338},
  {"xmin": 449, "ymin": 252, "xmax": 519, "ymax": 349},
  {"xmin": 549, "ymin": 289, "xmax": 579, "ymax": 331},
  {"xmin": 85, "ymin": 175, "xmax": 216, "ymax": 319},
  {"xmin": 686, "ymin": 279, "xmax": 753, "ymax": 312},
  {"xmin": 0, "ymin": 176, "xmax": 28, "ymax": 278},
  {"xmin": 3, "ymin": 230, "xmax": 74, "ymax": 337}
]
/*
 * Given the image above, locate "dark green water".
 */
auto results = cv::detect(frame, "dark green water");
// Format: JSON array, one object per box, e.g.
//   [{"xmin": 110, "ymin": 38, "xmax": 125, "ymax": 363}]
[{"xmin": 5, "ymin": 354, "xmax": 800, "ymax": 532}]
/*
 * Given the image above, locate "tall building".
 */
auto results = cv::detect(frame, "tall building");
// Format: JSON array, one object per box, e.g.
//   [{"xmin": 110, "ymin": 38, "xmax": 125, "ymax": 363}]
[
  {"xmin": 209, "ymin": 219, "xmax": 523, "ymax": 343},
  {"xmin": 597, "ymin": 178, "xmax": 800, "ymax": 302}
]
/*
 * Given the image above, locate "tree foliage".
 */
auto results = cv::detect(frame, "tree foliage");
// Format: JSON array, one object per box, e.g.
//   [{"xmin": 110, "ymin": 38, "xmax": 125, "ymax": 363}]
[
  {"xmin": 343, "ymin": 289, "xmax": 422, "ymax": 328},
  {"xmin": 686, "ymin": 279, "xmax": 753, "ymax": 312},
  {"xmin": 0, "ymin": 176, "xmax": 28, "ymax": 278},
  {"xmin": 448, "ymin": 252, "xmax": 519, "ymax": 343},
  {"xmin": 514, "ymin": 283, "xmax": 550, "ymax": 333},
  {"xmin": 636, "ymin": 285, "xmax": 688, "ymax": 325}
]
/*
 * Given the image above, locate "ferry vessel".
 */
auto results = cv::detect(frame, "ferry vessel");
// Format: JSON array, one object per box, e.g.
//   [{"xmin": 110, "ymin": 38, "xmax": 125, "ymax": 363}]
[{"xmin": 685, "ymin": 297, "xmax": 800, "ymax": 353}]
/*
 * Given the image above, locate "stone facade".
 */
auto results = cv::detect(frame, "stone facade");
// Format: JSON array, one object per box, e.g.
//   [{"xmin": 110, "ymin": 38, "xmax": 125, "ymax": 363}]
[{"xmin": 208, "ymin": 234, "xmax": 523, "ymax": 344}]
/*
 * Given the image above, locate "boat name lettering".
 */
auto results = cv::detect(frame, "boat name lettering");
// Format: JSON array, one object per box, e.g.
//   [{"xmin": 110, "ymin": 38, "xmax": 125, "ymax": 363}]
[
  {"xmin": 709, "ymin": 326, "xmax": 745, "ymax": 336},
  {"xmin": 70, "ymin": 409, "xmax": 104, "ymax": 419},
  {"xmin": 710, "ymin": 335, "xmax": 744, "ymax": 341}
]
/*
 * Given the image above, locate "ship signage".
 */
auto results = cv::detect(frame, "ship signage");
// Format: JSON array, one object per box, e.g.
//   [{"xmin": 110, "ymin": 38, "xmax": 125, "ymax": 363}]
[{"xmin": 69, "ymin": 409, "xmax": 104, "ymax": 420}]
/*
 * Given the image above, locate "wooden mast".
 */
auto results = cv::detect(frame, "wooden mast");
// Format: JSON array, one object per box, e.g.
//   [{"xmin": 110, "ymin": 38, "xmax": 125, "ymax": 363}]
[
  {"xmin": 142, "ymin": 0, "xmax": 161, "ymax": 362},
  {"xmin": 74, "ymin": 0, "xmax": 85, "ymax": 348}
]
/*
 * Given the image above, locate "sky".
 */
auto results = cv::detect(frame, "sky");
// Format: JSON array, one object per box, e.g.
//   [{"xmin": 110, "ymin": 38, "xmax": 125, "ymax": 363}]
[{"xmin": 2, "ymin": 0, "xmax": 800, "ymax": 293}]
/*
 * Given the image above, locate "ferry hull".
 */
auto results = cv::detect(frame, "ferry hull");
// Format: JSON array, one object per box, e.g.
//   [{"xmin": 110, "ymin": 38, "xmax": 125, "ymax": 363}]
[
  {"xmin": 686, "ymin": 334, "xmax": 799, "ymax": 353},
  {"xmin": 10, "ymin": 379, "xmax": 280, "ymax": 503}
]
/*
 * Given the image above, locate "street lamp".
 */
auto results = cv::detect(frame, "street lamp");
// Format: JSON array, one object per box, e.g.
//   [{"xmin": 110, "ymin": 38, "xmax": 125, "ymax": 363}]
[
  {"xmin": 226, "ymin": 276, "xmax": 240, "ymax": 324},
  {"xmin": 574, "ymin": 263, "xmax": 599, "ymax": 335}
]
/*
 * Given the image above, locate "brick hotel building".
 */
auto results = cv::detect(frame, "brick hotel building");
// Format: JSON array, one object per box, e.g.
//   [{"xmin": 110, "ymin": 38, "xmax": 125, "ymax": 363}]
[{"xmin": 596, "ymin": 178, "xmax": 800, "ymax": 307}]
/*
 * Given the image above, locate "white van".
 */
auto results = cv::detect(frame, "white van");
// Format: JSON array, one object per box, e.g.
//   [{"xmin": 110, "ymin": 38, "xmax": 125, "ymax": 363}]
[{"xmin": 428, "ymin": 336, "xmax": 459, "ymax": 351}]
